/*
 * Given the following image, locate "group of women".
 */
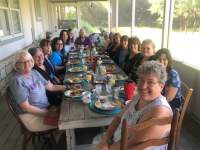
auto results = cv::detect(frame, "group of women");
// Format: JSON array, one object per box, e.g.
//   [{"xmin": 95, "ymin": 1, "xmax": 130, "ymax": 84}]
[
  {"xmin": 103, "ymin": 32, "xmax": 182, "ymax": 111},
  {"xmin": 9, "ymin": 28, "xmax": 182, "ymax": 149}
]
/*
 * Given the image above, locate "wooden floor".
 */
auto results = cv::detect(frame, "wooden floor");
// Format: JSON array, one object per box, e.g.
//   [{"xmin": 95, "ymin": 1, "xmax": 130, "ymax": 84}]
[{"xmin": 1, "ymin": 95, "xmax": 200, "ymax": 150}]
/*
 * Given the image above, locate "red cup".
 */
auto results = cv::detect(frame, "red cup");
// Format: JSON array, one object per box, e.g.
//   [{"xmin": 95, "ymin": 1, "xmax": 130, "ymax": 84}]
[{"xmin": 124, "ymin": 81, "xmax": 135, "ymax": 100}]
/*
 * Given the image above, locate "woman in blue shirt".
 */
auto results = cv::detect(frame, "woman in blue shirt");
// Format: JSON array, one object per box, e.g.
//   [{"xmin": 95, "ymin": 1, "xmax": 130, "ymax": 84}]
[
  {"xmin": 154, "ymin": 48, "xmax": 182, "ymax": 110},
  {"xmin": 50, "ymin": 37, "xmax": 66, "ymax": 75}
]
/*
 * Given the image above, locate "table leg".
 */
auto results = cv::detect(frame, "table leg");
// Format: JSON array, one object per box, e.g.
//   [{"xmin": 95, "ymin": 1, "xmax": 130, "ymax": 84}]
[{"xmin": 66, "ymin": 129, "xmax": 76, "ymax": 150}]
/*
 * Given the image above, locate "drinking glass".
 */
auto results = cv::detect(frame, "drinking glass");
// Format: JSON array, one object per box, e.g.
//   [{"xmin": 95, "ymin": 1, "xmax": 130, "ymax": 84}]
[
  {"xmin": 95, "ymin": 84, "xmax": 102, "ymax": 95},
  {"xmin": 112, "ymin": 86, "xmax": 120, "ymax": 100}
]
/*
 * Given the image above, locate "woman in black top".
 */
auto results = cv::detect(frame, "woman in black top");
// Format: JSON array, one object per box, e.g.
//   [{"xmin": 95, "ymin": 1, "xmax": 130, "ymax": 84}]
[
  {"xmin": 108, "ymin": 33, "xmax": 121, "ymax": 59},
  {"xmin": 113, "ymin": 35, "xmax": 129, "ymax": 69},
  {"xmin": 28, "ymin": 47, "xmax": 62, "ymax": 106},
  {"xmin": 123, "ymin": 36, "xmax": 141, "ymax": 74},
  {"xmin": 129, "ymin": 39, "xmax": 155, "ymax": 83}
]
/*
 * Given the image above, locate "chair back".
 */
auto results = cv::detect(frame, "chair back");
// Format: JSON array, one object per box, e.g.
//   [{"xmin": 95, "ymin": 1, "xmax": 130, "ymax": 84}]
[
  {"xmin": 120, "ymin": 109, "xmax": 180, "ymax": 150},
  {"xmin": 120, "ymin": 119, "xmax": 128, "ymax": 150},
  {"xmin": 168, "ymin": 108, "xmax": 180, "ymax": 150},
  {"xmin": 175, "ymin": 82, "xmax": 193, "ymax": 150},
  {"xmin": 5, "ymin": 87, "xmax": 29, "ymax": 133}
]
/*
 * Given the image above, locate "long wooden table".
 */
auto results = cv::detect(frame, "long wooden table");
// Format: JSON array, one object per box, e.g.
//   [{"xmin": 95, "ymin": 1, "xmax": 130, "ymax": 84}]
[
  {"xmin": 59, "ymin": 100, "xmax": 114, "ymax": 150},
  {"xmin": 58, "ymin": 51, "xmax": 127, "ymax": 150}
]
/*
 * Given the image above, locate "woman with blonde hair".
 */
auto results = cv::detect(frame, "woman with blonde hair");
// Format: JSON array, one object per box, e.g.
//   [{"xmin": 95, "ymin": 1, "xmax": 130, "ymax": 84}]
[{"xmin": 129, "ymin": 39, "xmax": 155, "ymax": 83}]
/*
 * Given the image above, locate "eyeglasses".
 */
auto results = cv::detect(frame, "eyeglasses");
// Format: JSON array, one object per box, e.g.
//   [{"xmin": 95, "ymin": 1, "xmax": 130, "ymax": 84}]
[
  {"xmin": 56, "ymin": 43, "xmax": 63, "ymax": 45},
  {"xmin": 17, "ymin": 59, "xmax": 32, "ymax": 64},
  {"xmin": 138, "ymin": 79, "xmax": 159, "ymax": 87}
]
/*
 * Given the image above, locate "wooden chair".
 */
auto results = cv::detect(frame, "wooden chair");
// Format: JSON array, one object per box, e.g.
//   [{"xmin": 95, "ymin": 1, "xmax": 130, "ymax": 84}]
[
  {"xmin": 175, "ymin": 81, "xmax": 193, "ymax": 150},
  {"xmin": 5, "ymin": 87, "xmax": 58, "ymax": 150},
  {"xmin": 119, "ymin": 82, "xmax": 193, "ymax": 150},
  {"xmin": 120, "ymin": 108, "xmax": 180, "ymax": 150}
]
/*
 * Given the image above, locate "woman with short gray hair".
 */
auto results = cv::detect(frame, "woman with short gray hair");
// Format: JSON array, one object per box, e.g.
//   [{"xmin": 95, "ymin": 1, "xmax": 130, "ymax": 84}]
[
  {"xmin": 137, "ymin": 60, "xmax": 167, "ymax": 84},
  {"xmin": 96, "ymin": 61, "xmax": 172, "ymax": 150}
]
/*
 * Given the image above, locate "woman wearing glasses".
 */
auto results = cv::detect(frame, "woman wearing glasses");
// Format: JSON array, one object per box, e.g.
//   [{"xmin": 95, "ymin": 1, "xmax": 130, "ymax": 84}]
[
  {"xmin": 9, "ymin": 51, "xmax": 66, "ymax": 131},
  {"xmin": 50, "ymin": 37, "xmax": 66, "ymax": 75},
  {"xmin": 96, "ymin": 61, "xmax": 172, "ymax": 150}
]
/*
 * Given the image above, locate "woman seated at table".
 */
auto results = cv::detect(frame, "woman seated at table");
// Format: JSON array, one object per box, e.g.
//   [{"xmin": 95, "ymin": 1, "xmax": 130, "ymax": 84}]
[
  {"xmin": 9, "ymin": 51, "xmax": 66, "ymax": 131},
  {"xmin": 102, "ymin": 32, "xmax": 111, "ymax": 51},
  {"xmin": 123, "ymin": 36, "xmax": 141, "ymax": 75},
  {"xmin": 108, "ymin": 33, "xmax": 121, "ymax": 60},
  {"xmin": 154, "ymin": 48, "xmax": 182, "ymax": 110},
  {"xmin": 75, "ymin": 28, "xmax": 92, "ymax": 49},
  {"xmin": 50, "ymin": 37, "xmax": 66, "ymax": 75},
  {"xmin": 40, "ymin": 39, "xmax": 60, "ymax": 83},
  {"xmin": 113, "ymin": 35, "xmax": 129, "ymax": 68},
  {"xmin": 60, "ymin": 29, "xmax": 71, "ymax": 55},
  {"xmin": 95, "ymin": 61, "xmax": 173, "ymax": 150},
  {"xmin": 68, "ymin": 28, "xmax": 75, "ymax": 51},
  {"xmin": 106, "ymin": 32, "xmax": 114, "ymax": 54},
  {"xmin": 129, "ymin": 39, "xmax": 155, "ymax": 83},
  {"xmin": 29, "ymin": 47, "xmax": 63, "ymax": 106}
]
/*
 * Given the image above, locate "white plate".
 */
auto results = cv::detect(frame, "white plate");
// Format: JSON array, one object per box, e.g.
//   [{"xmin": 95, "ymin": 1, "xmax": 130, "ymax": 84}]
[
  {"xmin": 67, "ymin": 66, "xmax": 84, "ymax": 72},
  {"xmin": 64, "ymin": 77, "xmax": 83, "ymax": 83},
  {"xmin": 64, "ymin": 89, "xmax": 86, "ymax": 98},
  {"xmin": 94, "ymin": 96, "xmax": 120, "ymax": 111}
]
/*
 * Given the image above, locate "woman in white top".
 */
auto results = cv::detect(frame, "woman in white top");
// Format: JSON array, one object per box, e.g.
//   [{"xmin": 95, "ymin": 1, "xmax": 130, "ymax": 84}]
[{"xmin": 96, "ymin": 61, "xmax": 173, "ymax": 150}]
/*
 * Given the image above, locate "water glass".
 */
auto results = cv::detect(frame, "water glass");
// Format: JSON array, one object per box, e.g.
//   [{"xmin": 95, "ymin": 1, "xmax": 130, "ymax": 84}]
[
  {"xmin": 100, "ymin": 66, "xmax": 106, "ymax": 75},
  {"xmin": 112, "ymin": 86, "xmax": 120, "ymax": 99},
  {"xmin": 95, "ymin": 84, "xmax": 102, "ymax": 95},
  {"xmin": 106, "ymin": 84, "xmax": 112, "ymax": 93}
]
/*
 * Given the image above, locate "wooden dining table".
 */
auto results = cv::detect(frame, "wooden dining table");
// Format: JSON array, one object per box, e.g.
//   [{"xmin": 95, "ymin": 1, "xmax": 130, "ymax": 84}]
[
  {"xmin": 58, "ymin": 50, "xmax": 127, "ymax": 150},
  {"xmin": 59, "ymin": 100, "xmax": 114, "ymax": 150}
]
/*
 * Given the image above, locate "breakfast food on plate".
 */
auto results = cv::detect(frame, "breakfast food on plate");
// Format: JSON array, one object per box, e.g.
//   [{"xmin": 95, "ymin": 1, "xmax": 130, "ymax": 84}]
[
  {"xmin": 94, "ymin": 96, "xmax": 122, "ymax": 110},
  {"xmin": 71, "ymin": 66, "xmax": 81, "ymax": 72},
  {"xmin": 66, "ymin": 76, "xmax": 81, "ymax": 83},
  {"xmin": 116, "ymin": 75, "xmax": 124, "ymax": 80},
  {"xmin": 70, "ymin": 89, "xmax": 84, "ymax": 96},
  {"xmin": 72, "ymin": 77, "xmax": 80, "ymax": 82},
  {"xmin": 71, "ymin": 59, "xmax": 80, "ymax": 64},
  {"xmin": 106, "ymin": 64, "xmax": 115, "ymax": 73}
]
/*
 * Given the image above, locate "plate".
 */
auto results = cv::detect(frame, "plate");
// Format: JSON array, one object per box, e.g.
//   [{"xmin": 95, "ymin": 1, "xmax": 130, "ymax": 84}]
[
  {"xmin": 64, "ymin": 89, "xmax": 86, "ymax": 98},
  {"xmin": 94, "ymin": 96, "xmax": 122, "ymax": 111},
  {"xmin": 70, "ymin": 59, "xmax": 81, "ymax": 65},
  {"xmin": 67, "ymin": 66, "xmax": 86, "ymax": 73},
  {"xmin": 105, "ymin": 65, "xmax": 119, "ymax": 74},
  {"xmin": 102, "ymin": 59, "xmax": 114, "ymax": 64},
  {"xmin": 64, "ymin": 76, "xmax": 84, "ymax": 84},
  {"xmin": 115, "ymin": 74, "xmax": 128, "ymax": 80}
]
